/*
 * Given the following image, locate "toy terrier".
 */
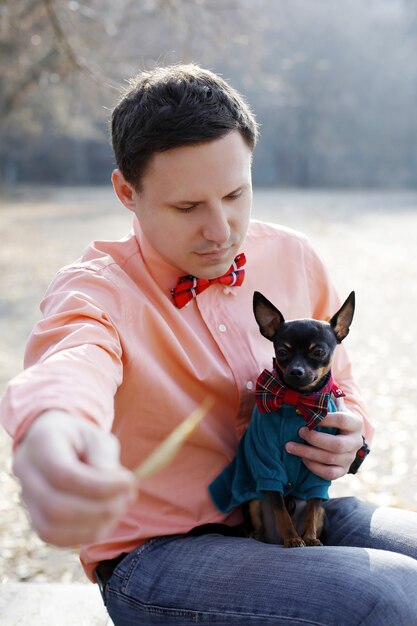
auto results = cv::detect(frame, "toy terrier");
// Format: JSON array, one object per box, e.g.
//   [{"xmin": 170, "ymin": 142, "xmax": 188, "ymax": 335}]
[{"xmin": 209, "ymin": 291, "xmax": 355, "ymax": 547}]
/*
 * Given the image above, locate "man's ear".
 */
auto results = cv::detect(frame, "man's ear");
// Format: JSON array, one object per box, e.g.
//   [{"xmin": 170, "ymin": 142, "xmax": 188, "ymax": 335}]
[
  {"xmin": 253, "ymin": 291, "xmax": 285, "ymax": 340},
  {"xmin": 111, "ymin": 169, "xmax": 137, "ymax": 212},
  {"xmin": 329, "ymin": 291, "xmax": 355, "ymax": 342}
]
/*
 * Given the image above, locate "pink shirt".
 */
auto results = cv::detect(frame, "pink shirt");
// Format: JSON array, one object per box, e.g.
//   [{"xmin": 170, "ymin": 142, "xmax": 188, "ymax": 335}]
[{"xmin": 0, "ymin": 218, "xmax": 372, "ymax": 580}]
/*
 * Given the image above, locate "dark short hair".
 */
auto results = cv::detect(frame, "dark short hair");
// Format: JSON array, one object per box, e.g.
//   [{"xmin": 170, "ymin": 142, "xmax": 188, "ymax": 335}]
[{"xmin": 111, "ymin": 64, "xmax": 259, "ymax": 189}]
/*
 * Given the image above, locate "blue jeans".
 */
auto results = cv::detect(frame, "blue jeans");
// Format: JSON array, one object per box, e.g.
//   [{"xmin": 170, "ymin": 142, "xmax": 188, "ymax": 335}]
[{"xmin": 102, "ymin": 498, "xmax": 417, "ymax": 625}]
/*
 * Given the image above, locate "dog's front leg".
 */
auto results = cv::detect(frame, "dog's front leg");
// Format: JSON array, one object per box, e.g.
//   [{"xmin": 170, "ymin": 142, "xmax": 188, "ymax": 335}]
[
  {"xmin": 303, "ymin": 498, "xmax": 325, "ymax": 546},
  {"xmin": 266, "ymin": 491, "xmax": 305, "ymax": 548},
  {"xmin": 246, "ymin": 499, "xmax": 267, "ymax": 541}
]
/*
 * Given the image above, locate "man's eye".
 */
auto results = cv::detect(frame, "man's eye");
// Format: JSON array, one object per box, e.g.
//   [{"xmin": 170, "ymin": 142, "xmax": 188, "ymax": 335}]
[
  {"xmin": 226, "ymin": 191, "xmax": 242, "ymax": 200},
  {"xmin": 175, "ymin": 205, "xmax": 197, "ymax": 213}
]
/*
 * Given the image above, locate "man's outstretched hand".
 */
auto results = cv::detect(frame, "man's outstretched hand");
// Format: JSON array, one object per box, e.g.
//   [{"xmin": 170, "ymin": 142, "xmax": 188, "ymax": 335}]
[{"xmin": 13, "ymin": 410, "xmax": 137, "ymax": 547}]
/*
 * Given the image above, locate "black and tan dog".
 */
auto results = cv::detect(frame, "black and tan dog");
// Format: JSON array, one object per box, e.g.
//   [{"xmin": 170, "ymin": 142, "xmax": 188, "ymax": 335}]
[{"xmin": 209, "ymin": 291, "xmax": 355, "ymax": 547}]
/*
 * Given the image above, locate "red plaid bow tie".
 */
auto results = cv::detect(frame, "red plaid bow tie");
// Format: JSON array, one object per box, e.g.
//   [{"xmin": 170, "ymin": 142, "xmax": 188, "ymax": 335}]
[
  {"xmin": 171, "ymin": 253, "xmax": 246, "ymax": 309},
  {"xmin": 255, "ymin": 363, "xmax": 345, "ymax": 430}
]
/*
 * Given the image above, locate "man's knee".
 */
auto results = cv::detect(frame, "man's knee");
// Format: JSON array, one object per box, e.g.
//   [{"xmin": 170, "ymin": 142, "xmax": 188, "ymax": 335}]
[{"xmin": 358, "ymin": 552, "xmax": 417, "ymax": 625}]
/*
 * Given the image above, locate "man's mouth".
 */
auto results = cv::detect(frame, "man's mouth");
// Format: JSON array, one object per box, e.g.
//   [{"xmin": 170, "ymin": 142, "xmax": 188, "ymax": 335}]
[{"xmin": 195, "ymin": 247, "xmax": 233, "ymax": 261}]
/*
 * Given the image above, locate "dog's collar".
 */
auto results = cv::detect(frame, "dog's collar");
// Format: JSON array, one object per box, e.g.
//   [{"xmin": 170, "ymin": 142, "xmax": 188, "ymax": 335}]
[{"xmin": 255, "ymin": 363, "xmax": 345, "ymax": 429}]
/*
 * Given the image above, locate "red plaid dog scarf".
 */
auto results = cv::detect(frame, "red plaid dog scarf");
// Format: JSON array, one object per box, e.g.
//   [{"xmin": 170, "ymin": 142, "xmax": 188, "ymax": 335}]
[
  {"xmin": 255, "ymin": 362, "xmax": 345, "ymax": 430},
  {"xmin": 171, "ymin": 253, "xmax": 246, "ymax": 309}
]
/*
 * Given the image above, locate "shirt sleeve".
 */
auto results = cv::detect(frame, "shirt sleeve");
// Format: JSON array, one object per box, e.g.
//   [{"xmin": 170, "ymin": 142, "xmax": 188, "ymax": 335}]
[
  {"xmin": 303, "ymin": 239, "xmax": 374, "ymax": 443},
  {"xmin": 0, "ymin": 266, "xmax": 124, "ymax": 447}
]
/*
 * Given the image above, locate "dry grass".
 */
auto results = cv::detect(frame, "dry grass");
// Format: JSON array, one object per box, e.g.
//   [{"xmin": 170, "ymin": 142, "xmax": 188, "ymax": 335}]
[{"xmin": 1, "ymin": 186, "xmax": 416, "ymax": 583}]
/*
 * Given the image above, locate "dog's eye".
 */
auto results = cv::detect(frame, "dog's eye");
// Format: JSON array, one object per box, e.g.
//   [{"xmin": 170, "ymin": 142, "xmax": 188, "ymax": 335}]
[
  {"xmin": 311, "ymin": 347, "xmax": 326, "ymax": 358},
  {"xmin": 276, "ymin": 347, "xmax": 290, "ymax": 358}
]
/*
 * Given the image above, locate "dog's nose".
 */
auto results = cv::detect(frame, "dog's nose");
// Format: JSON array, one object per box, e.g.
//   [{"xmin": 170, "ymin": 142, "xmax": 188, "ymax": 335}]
[{"xmin": 289, "ymin": 367, "xmax": 305, "ymax": 378}]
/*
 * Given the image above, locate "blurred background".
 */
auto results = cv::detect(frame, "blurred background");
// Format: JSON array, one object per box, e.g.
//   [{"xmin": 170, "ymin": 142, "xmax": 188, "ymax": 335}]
[
  {"xmin": 0, "ymin": 0, "xmax": 416, "ymax": 584},
  {"xmin": 1, "ymin": 0, "xmax": 417, "ymax": 188}
]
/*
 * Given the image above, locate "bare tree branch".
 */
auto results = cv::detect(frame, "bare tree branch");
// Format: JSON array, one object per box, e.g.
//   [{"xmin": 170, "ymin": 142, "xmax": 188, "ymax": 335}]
[
  {"xmin": 41, "ymin": 0, "xmax": 108, "ymax": 87},
  {"xmin": 0, "ymin": 48, "xmax": 62, "ymax": 121}
]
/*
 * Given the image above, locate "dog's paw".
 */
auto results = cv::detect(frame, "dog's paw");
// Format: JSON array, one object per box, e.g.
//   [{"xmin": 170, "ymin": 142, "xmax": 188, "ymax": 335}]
[
  {"xmin": 249, "ymin": 531, "xmax": 264, "ymax": 542},
  {"xmin": 304, "ymin": 538, "xmax": 323, "ymax": 547},
  {"xmin": 284, "ymin": 537, "xmax": 306, "ymax": 548}
]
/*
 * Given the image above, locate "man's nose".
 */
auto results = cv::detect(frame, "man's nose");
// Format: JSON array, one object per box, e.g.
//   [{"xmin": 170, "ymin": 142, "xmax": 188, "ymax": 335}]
[{"xmin": 202, "ymin": 203, "xmax": 231, "ymax": 244}]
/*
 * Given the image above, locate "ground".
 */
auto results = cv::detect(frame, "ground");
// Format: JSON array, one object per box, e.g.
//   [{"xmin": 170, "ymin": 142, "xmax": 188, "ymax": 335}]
[{"xmin": 0, "ymin": 186, "xmax": 416, "ymax": 584}]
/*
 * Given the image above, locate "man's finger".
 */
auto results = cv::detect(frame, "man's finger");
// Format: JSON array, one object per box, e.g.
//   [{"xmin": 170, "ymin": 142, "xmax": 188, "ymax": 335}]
[
  {"xmin": 286, "ymin": 439, "xmax": 353, "ymax": 467},
  {"xmin": 319, "ymin": 410, "xmax": 362, "ymax": 433},
  {"xmin": 19, "ymin": 466, "xmax": 134, "ymax": 546},
  {"xmin": 297, "ymin": 426, "xmax": 360, "ymax": 455},
  {"xmin": 28, "ymin": 500, "xmax": 121, "ymax": 547},
  {"xmin": 14, "ymin": 436, "xmax": 135, "ymax": 500},
  {"xmin": 302, "ymin": 459, "xmax": 346, "ymax": 481},
  {"xmin": 81, "ymin": 426, "xmax": 123, "ymax": 471}
]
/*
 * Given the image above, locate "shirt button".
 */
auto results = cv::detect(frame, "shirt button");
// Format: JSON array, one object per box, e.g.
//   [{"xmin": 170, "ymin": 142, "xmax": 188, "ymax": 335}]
[
  {"xmin": 246, "ymin": 381, "xmax": 254, "ymax": 390},
  {"xmin": 219, "ymin": 324, "xmax": 227, "ymax": 333}
]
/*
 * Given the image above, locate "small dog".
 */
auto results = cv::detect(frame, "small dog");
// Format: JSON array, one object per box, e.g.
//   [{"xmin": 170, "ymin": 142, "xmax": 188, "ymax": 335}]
[{"xmin": 209, "ymin": 291, "xmax": 355, "ymax": 547}]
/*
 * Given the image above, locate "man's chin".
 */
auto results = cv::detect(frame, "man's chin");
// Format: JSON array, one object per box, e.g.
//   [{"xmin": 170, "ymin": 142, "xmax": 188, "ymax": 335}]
[
  {"xmin": 192, "ymin": 256, "xmax": 235, "ymax": 280},
  {"xmin": 181, "ymin": 240, "xmax": 244, "ymax": 278}
]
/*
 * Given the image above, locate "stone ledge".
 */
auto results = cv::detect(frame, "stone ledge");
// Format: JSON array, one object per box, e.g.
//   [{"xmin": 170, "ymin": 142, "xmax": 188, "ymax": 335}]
[{"xmin": 0, "ymin": 583, "xmax": 113, "ymax": 625}]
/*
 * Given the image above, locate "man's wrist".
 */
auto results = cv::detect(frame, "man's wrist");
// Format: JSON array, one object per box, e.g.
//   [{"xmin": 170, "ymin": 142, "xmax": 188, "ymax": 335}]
[{"xmin": 13, "ymin": 409, "xmax": 75, "ymax": 451}]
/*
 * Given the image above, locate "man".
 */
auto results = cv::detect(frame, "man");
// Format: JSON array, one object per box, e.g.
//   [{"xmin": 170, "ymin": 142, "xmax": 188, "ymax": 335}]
[{"xmin": 1, "ymin": 64, "xmax": 417, "ymax": 625}]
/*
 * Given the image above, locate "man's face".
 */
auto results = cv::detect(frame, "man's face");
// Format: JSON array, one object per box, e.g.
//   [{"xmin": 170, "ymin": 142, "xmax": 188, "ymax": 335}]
[{"xmin": 116, "ymin": 131, "xmax": 253, "ymax": 279}]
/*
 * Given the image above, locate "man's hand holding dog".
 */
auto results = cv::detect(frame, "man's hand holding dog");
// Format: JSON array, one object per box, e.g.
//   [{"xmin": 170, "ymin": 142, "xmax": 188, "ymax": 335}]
[{"xmin": 285, "ymin": 399, "xmax": 364, "ymax": 481}]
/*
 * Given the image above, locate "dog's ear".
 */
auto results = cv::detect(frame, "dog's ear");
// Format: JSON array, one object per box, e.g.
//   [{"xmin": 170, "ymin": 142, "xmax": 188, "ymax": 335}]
[
  {"xmin": 330, "ymin": 291, "xmax": 355, "ymax": 342},
  {"xmin": 253, "ymin": 291, "xmax": 285, "ymax": 340}
]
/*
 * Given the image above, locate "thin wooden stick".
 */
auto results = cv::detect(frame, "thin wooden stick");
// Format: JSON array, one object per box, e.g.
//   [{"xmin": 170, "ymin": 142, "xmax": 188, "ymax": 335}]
[{"xmin": 134, "ymin": 395, "xmax": 215, "ymax": 479}]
